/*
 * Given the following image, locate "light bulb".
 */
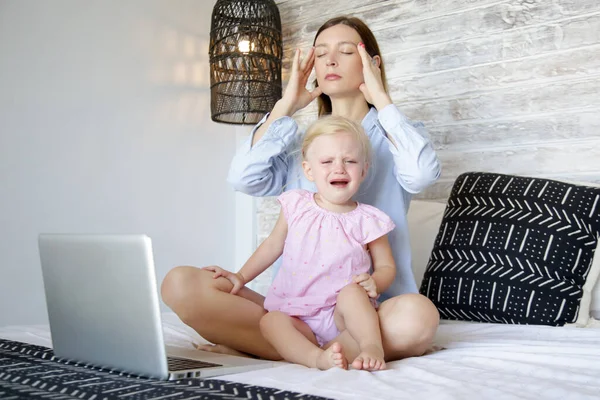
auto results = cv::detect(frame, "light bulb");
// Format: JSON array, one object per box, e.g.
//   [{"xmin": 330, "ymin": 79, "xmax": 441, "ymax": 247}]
[{"xmin": 238, "ymin": 40, "xmax": 255, "ymax": 54}]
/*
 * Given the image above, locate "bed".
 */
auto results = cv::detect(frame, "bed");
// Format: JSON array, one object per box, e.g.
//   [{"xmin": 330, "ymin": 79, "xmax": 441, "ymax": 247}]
[
  {"xmin": 2, "ymin": 173, "xmax": 600, "ymax": 400},
  {"xmin": 1, "ymin": 314, "xmax": 600, "ymax": 400}
]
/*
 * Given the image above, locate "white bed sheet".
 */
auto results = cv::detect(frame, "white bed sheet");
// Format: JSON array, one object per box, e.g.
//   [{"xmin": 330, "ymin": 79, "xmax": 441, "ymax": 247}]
[{"xmin": 1, "ymin": 314, "xmax": 599, "ymax": 400}]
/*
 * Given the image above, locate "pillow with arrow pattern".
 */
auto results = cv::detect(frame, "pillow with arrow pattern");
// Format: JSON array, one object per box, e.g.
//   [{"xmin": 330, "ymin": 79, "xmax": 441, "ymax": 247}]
[{"xmin": 419, "ymin": 172, "xmax": 600, "ymax": 327}]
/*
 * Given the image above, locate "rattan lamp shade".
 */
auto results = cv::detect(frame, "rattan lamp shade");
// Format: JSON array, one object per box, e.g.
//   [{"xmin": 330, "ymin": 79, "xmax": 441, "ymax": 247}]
[{"xmin": 209, "ymin": 0, "xmax": 282, "ymax": 125}]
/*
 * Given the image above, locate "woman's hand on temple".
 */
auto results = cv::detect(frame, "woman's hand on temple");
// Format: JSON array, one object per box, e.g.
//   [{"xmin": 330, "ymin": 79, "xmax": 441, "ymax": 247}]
[
  {"xmin": 357, "ymin": 43, "xmax": 392, "ymax": 110},
  {"xmin": 250, "ymin": 48, "xmax": 321, "ymax": 144},
  {"xmin": 354, "ymin": 273, "xmax": 378, "ymax": 298},
  {"xmin": 203, "ymin": 266, "xmax": 246, "ymax": 295},
  {"xmin": 279, "ymin": 47, "xmax": 322, "ymax": 115}
]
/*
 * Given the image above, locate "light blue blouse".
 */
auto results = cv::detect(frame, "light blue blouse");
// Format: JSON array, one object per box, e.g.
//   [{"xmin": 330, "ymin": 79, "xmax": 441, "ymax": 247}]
[{"xmin": 227, "ymin": 104, "xmax": 441, "ymax": 298}]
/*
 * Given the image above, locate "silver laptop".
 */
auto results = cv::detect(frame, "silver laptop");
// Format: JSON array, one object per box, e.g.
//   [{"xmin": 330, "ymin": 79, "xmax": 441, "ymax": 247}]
[{"xmin": 38, "ymin": 234, "xmax": 277, "ymax": 380}]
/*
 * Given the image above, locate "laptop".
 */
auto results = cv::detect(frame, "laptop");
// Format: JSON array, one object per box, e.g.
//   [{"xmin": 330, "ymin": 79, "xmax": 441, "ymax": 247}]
[{"xmin": 38, "ymin": 234, "xmax": 277, "ymax": 380}]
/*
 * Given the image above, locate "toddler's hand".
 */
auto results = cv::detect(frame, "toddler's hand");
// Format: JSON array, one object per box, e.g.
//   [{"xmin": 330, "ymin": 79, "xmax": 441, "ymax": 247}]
[
  {"xmin": 203, "ymin": 266, "xmax": 245, "ymax": 295},
  {"xmin": 353, "ymin": 273, "xmax": 378, "ymax": 298}
]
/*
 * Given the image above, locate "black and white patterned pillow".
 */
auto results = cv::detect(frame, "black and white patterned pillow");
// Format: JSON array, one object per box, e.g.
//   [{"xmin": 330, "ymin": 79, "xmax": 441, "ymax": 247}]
[{"xmin": 420, "ymin": 172, "xmax": 600, "ymax": 326}]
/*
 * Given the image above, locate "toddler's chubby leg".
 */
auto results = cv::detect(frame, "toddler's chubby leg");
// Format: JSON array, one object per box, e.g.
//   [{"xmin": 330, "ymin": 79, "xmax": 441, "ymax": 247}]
[
  {"xmin": 259, "ymin": 311, "xmax": 348, "ymax": 370},
  {"xmin": 334, "ymin": 284, "xmax": 386, "ymax": 371}
]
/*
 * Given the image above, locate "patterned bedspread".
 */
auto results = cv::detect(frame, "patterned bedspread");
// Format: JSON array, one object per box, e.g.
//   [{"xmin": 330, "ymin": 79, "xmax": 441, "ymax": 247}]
[{"xmin": 0, "ymin": 339, "xmax": 330, "ymax": 400}]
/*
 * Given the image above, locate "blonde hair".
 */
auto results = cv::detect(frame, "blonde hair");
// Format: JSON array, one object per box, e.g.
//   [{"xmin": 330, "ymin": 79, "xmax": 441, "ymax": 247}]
[{"xmin": 302, "ymin": 115, "xmax": 372, "ymax": 164}]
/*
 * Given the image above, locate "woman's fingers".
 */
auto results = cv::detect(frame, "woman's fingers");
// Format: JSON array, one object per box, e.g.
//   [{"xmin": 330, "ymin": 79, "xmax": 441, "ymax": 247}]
[
  {"xmin": 281, "ymin": 46, "xmax": 319, "ymax": 111},
  {"xmin": 306, "ymin": 48, "xmax": 316, "ymax": 76},
  {"xmin": 290, "ymin": 47, "xmax": 314, "ymax": 87},
  {"xmin": 299, "ymin": 46, "xmax": 314, "ymax": 72},
  {"xmin": 358, "ymin": 43, "xmax": 380, "ymax": 74},
  {"xmin": 357, "ymin": 43, "xmax": 372, "ymax": 69},
  {"xmin": 310, "ymin": 86, "xmax": 322, "ymax": 100},
  {"xmin": 291, "ymin": 48, "xmax": 301, "ymax": 76}
]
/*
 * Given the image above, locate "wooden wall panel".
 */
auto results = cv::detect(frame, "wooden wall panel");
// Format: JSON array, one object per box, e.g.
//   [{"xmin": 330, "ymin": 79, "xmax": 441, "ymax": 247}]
[
  {"xmin": 394, "ymin": 45, "xmax": 600, "ymax": 102},
  {"xmin": 283, "ymin": 1, "xmax": 600, "ymax": 54},
  {"xmin": 257, "ymin": 0, "xmax": 600, "ymax": 223},
  {"xmin": 400, "ymin": 76, "xmax": 600, "ymax": 123},
  {"xmin": 429, "ymin": 109, "xmax": 600, "ymax": 150},
  {"xmin": 437, "ymin": 140, "xmax": 600, "ymax": 176},
  {"xmin": 385, "ymin": 14, "xmax": 600, "ymax": 78}
]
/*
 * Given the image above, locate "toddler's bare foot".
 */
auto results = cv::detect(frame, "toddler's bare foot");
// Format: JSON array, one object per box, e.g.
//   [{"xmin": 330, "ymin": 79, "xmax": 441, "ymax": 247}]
[
  {"xmin": 351, "ymin": 344, "xmax": 386, "ymax": 371},
  {"xmin": 316, "ymin": 342, "xmax": 348, "ymax": 370},
  {"xmin": 195, "ymin": 343, "xmax": 251, "ymax": 358}
]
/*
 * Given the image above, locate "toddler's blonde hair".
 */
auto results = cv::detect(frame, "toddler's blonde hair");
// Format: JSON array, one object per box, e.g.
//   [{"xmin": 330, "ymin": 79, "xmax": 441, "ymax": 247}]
[{"xmin": 301, "ymin": 115, "xmax": 372, "ymax": 164}]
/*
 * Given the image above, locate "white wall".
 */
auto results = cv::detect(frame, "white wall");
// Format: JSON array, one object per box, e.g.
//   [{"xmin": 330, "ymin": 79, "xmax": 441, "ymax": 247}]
[{"xmin": 0, "ymin": 0, "xmax": 239, "ymax": 325}]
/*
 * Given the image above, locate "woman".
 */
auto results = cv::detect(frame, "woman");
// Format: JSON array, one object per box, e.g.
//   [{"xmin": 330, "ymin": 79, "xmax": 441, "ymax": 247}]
[{"xmin": 161, "ymin": 16, "xmax": 441, "ymax": 365}]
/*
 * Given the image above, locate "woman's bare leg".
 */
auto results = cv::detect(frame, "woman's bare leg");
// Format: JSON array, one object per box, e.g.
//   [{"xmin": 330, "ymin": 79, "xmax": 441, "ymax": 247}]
[
  {"xmin": 333, "ymin": 284, "xmax": 385, "ymax": 371},
  {"xmin": 260, "ymin": 311, "xmax": 348, "ymax": 370},
  {"xmin": 161, "ymin": 266, "xmax": 281, "ymax": 360},
  {"xmin": 162, "ymin": 266, "xmax": 439, "ymax": 362},
  {"xmin": 379, "ymin": 293, "xmax": 440, "ymax": 360},
  {"xmin": 324, "ymin": 293, "xmax": 440, "ymax": 363}
]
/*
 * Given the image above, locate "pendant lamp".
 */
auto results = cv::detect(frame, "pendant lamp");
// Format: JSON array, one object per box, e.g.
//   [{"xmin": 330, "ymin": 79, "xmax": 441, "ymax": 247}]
[{"xmin": 209, "ymin": 0, "xmax": 283, "ymax": 125}]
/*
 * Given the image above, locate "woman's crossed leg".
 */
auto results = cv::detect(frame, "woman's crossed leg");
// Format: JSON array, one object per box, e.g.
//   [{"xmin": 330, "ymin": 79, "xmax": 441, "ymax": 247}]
[{"xmin": 161, "ymin": 266, "xmax": 439, "ymax": 365}]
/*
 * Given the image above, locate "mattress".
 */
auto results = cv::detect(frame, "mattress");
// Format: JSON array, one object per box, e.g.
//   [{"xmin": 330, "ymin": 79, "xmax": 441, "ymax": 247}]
[{"xmin": 1, "ymin": 313, "xmax": 598, "ymax": 400}]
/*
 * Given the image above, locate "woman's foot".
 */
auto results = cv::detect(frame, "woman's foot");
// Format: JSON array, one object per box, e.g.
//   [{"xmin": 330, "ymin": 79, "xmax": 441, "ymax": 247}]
[
  {"xmin": 316, "ymin": 342, "xmax": 348, "ymax": 370},
  {"xmin": 351, "ymin": 344, "xmax": 386, "ymax": 371},
  {"xmin": 423, "ymin": 345, "xmax": 446, "ymax": 355},
  {"xmin": 195, "ymin": 343, "xmax": 251, "ymax": 358}
]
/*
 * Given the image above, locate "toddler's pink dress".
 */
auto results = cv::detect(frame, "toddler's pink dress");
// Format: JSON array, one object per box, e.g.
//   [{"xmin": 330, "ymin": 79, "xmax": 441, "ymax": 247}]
[{"xmin": 264, "ymin": 189, "xmax": 396, "ymax": 346}]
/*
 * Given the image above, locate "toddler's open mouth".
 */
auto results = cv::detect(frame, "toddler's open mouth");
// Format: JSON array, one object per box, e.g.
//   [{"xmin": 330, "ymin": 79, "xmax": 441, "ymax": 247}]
[{"xmin": 330, "ymin": 179, "xmax": 349, "ymax": 187}]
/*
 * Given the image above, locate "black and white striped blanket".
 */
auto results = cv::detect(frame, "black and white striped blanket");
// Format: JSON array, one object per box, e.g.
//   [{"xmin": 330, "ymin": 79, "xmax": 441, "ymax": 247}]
[{"xmin": 0, "ymin": 339, "xmax": 330, "ymax": 400}]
